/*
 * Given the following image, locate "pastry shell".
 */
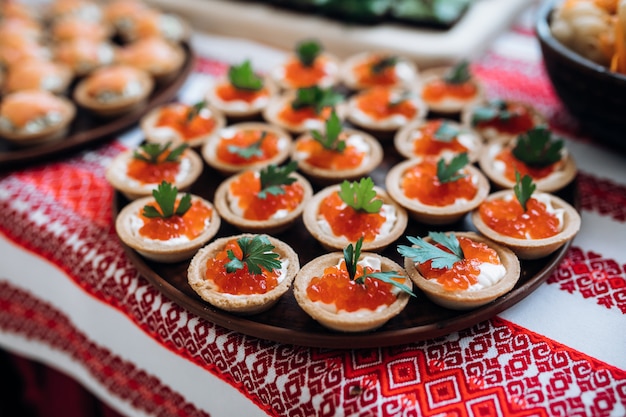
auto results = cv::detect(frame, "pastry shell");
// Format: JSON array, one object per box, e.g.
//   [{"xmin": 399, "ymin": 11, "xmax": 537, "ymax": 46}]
[
  {"xmin": 471, "ymin": 190, "xmax": 581, "ymax": 260},
  {"xmin": 340, "ymin": 51, "xmax": 419, "ymax": 91},
  {"xmin": 214, "ymin": 170, "xmax": 313, "ymax": 234},
  {"xmin": 386, "ymin": 158, "xmax": 490, "ymax": 225},
  {"xmin": 419, "ymin": 66, "xmax": 484, "ymax": 115},
  {"xmin": 403, "ymin": 231, "xmax": 521, "ymax": 310},
  {"xmin": 187, "ymin": 234, "xmax": 299, "ymax": 315},
  {"xmin": 293, "ymin": 252, "xmax": 412, "ymax": 332},
  {"xmin": 115, "ymin": 194, "xmax": 221, "ymax": 263},
  {"xmin": 302, "ymin": 183, "xmax": 408, "ymax": 251},
  {"xmin": 116, "ymin": 37, "xmax": 186, "ymax": 84},
  {"xmin": 205, "ymin": 75, "xmax": 278, "ymax": 120}
]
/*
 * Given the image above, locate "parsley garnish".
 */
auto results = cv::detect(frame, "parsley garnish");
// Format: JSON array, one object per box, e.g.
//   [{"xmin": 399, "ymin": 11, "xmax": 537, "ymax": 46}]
[
  {"xmin": 296, "ymin": 39, "xmax": 321, "ymax": 67},
  {"xmin": 512, "ymin": 126, "xmax": 563, "ymax": 167},
  {"xmin": 225, "ymin": 235, "xmax": 282, "ymax": 275},
  {"xmin": 471, "ymin": 99, "xmax": 515, "ymax": 124},
  {"xmin": 291, "ymin": 86, "xmax": 344, "ymax": 114},
  {"xmin": 437, "ymin": 153, "xmax": 469, "ymax": 184},
  {"xmin": 443, "ymin": 60, "xmax": 471, "ymax": 84},
  {"xmin": 434, "ymin": 121, "xmax": 460, "ymax": 142},
  {"xmin": 514, "ymin": 171, "xmax": 536, "ymax": 212},
  {"xmin": 310, "ymin": 110, "xmax": 346, "ymax": 152},
  {"xmin": 371, "ymin": 56, "xmax": 398, "ymax": 74},
  {"xmin": 397, "ymin": 232, "xmax": 464, "ymax": 269},
  {"xmin": 133, "ymin": 142, "xmax": 187, "ymax": 164},
  {"xmin": 258, "ymin": 161, "xmax": 298, "ymax": 199},
  {"xmin": 338, "ymin": 177, "xmax": 383, "ymax": 214},
  {"xmin": 186, "ymin": 100, "xmax": 207, "ymax": 123},
  {"xmin": 343, "ymin": 237, "xmax": 415, "ymax": 296},
  {"xmin": 227, "ymin": 131, "xmax": 267, "ymax": 159},
  {"xmin": 228, "ymin": 60, "xmax": 264, "ymax": 91},
  {"xmin": 142, "ymin": 181, "xmax": 192, "ymax": 219}
]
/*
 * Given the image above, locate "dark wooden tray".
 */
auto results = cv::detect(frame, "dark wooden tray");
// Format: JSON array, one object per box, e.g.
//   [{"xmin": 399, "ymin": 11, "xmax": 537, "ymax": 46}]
[
  {"xmin": 0, "ymin": 44, "xmax": 195, "ymax": 170},
  {"xmin": 114, "ymin": 147, "xmax": 578, "ymax": 349}
]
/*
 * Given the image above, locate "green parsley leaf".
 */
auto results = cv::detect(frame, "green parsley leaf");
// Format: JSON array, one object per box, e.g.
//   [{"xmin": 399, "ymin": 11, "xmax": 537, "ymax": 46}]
[
  {"xmin": 437, "ymin": 153, "xmax": 469, "ymax": 184},
  {"xmin": 228, "ymin": 60, "xmax": 264, "ymax": 91},
  {"xmin": 470, "ymin": 99, "xmax": 516, "ymax": 124},
  {"xmin": 514, "ymin": 171, "xmax": 536, "ymax": 212},
  {"xmin": 310, "ymin": 110, "xmax": 346, "ymax": 152},
  {"xmin": 388, "ymin": 91, "xmax": 413, "ymax": 107},
  {"xmin": 258, "ymin": 161, "xmax": 298, "ymax": 199},
  {"xmin": 512, "ymin": 126, "xmax": 563, "ymax": 167},
  {"xmin": 397, "ymin": 232, "xmax": 464, "ymax": 270},
  {"xmin": 434, "ymin": 121, "xmax": 460, "ymax": 142},
  {"xmin": 291, "ymin": 86, "xmax": 344, "ymax": 114},
  {"xmin": 371, "ymin": 55, "xmax": 398, "ymax": 74},
  {"xmin": 338, "ymin": 177, "xmax": 383, "ymax": 214},
  {"xmin": 186, "ymin": 100, "xmax": 207, "ymax": 123},
  {"xmin": 296, "ymin": 39, "xmax": 322, "ymax": 67},
  {"xmin": 443, "ymin": 60, "xmax": 471, "ymax": 84},
  {"xmin": 133, "ymin": 142, "xmax": 188, "ymax": 164},
  {"xmin": 225, "ymin": 235, "xmax": 282, "ymax": 275},
  {"xmin": 142, "ymin": 181, "xmax": 192, "ymax": 218},
  {"xmin": 227, "ymin": 131, "xmax": 267, "ymax": 160}
]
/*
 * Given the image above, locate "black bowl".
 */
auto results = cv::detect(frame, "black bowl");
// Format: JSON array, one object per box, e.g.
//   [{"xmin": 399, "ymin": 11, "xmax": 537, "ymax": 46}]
[{"xmin": 536, "ymin": 0, "xmax": 626, "ymax": 151}]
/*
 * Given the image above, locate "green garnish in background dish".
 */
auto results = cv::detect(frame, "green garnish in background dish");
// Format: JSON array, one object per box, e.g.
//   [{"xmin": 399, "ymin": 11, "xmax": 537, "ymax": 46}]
[
  {"xmin": 227, "ymin": 131, "xmax": 267, "ymax": 160},
  {"xmin": 186, "ymin": 100, "xmax": 207, "ymax": 123},
  {"xmin": 371, "ymin": 56, "xmax": 398, "ymax": 74},
  {"xmin": 133, "ymin": 142, "xmax": 187, "ymax": 164},
  {"xmin": 142, "ymin": 181, "xmax": 192, "ymax": 219},
  {"xmin": 434, "ymin": 121, "xmax": 460, "ymax": 142},
  {"xmin": 437, "ymin": 152, "xmax": 469, "ymax": 184},
  {"xmin": 291, "ymin": 86, "xmax": 344, "ymax": 114},
  {"xmin": 343, "ymin": 237, "xmax": 415, "ymax": 296},
  {"xmin": 471, "ymin": 99, "xmax": 514, "ymax": 124},
  {"xmin": 338, "ymin": 177, "xmax": 383, "ymax": 214},
  {"xmin": 443, "ymin": 60, "xmax": 471, "ymax": 84},
  {"xmin": 225, "ymin": 235, "xmax": 282, "ymax": 274},
  {"xmin": 514, "ymin": 171, "xmax": 536, "ymax": 212},
  {"xmin": 228, "ymin": 60, "xmax": 264, "ymax": 91},
  {"xmin": 258, "ymin": 161, "xmax": 298, "ymax": 199},
  {"xmin": 512, "ymin": 126, "xmax": 563, "ymax": 167},
  {"xmin": 398, "ymin": 232, "xmax": 464, "ymax": 269},
  {"xmin": 296, "ymin": 39, "xmax": 322, "ymax": 67},
  {"xmin": 311, "ymin": 110, "xmax": 346, "ymax": 152}
]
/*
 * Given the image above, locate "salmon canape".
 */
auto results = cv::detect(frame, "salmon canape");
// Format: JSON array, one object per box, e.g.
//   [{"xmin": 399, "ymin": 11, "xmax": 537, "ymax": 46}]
[
  {"xmin": 420, "ymin": 61, "xmax": 484, "ymax": 115},
  {"xmin": 293, "ymin": 238, "xmax": 414, "ymax": 332},
  {"xmin": 188, "ymin": 234, "xmax": 299, "ymax": 315},
  {"xmin": 50, "ymin": 16, "xmax": 112, "ymax": 43},
  {"xmin": 117, "ymin": 36, "xmax": 186, "ymax": 83},
  {"xmin": 479, "ymin": 126, "xmax": 577, "ymax": 193},
  {"xmin": 271, "ymin": 39, "xmax": 340, "ymax": 90},
  {"xmin": 205, "ymin": 60, "xmax": 277, "ymax": 120},
  {"xmin": 202, "ymin": 122, "xmax": 292, "ymax": 175},
  {"xmin": 141, "ymin": 101, "xmax": 226, "ymax": 148},
  {"xmin": 340, "ymin": 51, "xmax": 419, "ymax": 91},
  {"xmin": 386, "ymin": 153, "xmax": 489, "ymax": 225},
  {"xmin": 47, "ymin": 0, "xmax": 103, "ymax": 22},
  {"xmin": 303, "ymin": 177, "xmax": 408, "ymax": 252},
  {"xmin": 74, "ymin": 64, "xmax": 154, "ymax": 117},
  {"xmin": 0, "ymin": 2, "xmax": 38, "ymax": 22},
  {"xmin": 118, "ymin": 9, "xmax": 189, "ymax": 43},
  {"xmin": 399, "ymin": 231, "xmax": 520, "ymax": 310},
  {"xmin": 105, "ymin": 142, "xmax": 203, "ymax": 200},
  {"xmin": 4, "ymin": 58, "xmax": 73, "ymax": 94},
  {"xmin": 103, "ymin": 0, "xmax": 151, "ymax": 32},
  {"xmin": 291, "ymin": 110, "xmax": 383, "ymax": 185},
  {"xmin": 471, "ymin": 173, "xmax": 581, "ymax": 260},
  {"xmin": 394, "ymin": 118, "xmax": 483, "ymax": 163},
  {"xmin": 53, "ymin": 38, "xmax": 117, "ymax": 76},
  {"xmin": 0, "ymin": 16, "xmax": 43, "ymax": 45},
  {"xmin": 115, "ymin": 181, "xmax": 220, "ymax": 263},
  {"xmin": 0, "ymin": 36, "xmax": 50, "ymax": 69},
  {"xmin": 0, "ymin": 89, "xmax": 76, "ymax": 146}
]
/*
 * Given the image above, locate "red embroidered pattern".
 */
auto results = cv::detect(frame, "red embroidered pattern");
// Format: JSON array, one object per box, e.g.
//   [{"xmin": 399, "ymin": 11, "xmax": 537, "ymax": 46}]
[{"xmin": 578, "ymin": 172, "xmax": 626, "ymax": 223}]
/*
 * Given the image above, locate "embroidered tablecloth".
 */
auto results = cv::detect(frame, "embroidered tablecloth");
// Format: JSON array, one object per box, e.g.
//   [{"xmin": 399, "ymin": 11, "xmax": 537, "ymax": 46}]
[{"xmin": 1, "ymin": 6, "xmax": 625, "ymax": 417}]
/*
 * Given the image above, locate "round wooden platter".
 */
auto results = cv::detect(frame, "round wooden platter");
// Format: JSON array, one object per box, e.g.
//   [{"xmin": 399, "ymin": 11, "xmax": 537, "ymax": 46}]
[
  {"xmin": 0, "ymin": 43, "xmax": 195, "ymax": 170},
  {"xmin": 113, "ymin": 154, "xmax": 578, "ymax": 349}
]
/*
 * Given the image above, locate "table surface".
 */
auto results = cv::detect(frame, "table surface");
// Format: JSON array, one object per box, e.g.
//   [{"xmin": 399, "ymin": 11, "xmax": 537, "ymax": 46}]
[{"xmin": 1, "ymin": 4, "xmax": 626, "ymax": 417}]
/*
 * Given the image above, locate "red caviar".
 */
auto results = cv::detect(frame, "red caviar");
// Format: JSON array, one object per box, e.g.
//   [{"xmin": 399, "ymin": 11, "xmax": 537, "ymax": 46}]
[
  {"xmin": 229, "ymin": 171, "xmax": 304, "ymax": 220},
  {"xmin": 411, "ymin": 120, "xmax": 468, "ymax": 157},
  {"xmin": 126, "ymin": 152, "xmax": 181, "ymax": 184},
  {"xmin": 139, "ymin": 199, "xmax": 212, "ymax": 240},
  {"xmin": 283, "ymin": 57, "xmax": 330, "ymax": 88},
  {"xmin": 354, "ymin": 87, "xmax": 417, "ymax": 120},
  {"xmin": 295, "ymin": 136, "xmax": 364, "ymax": 170},
  {"xmin": 479, "ymin": 196, "xmax": 561, "ymax": 239},
  {"xmin": 318, "ymin": 192, "xmax": 386, "ymax": 242},
  {"xmin": 204, "ymin": 239, "xmax": 280, "ymax": 295},
  {"xmin": 422, "ymin": 79, "xmax": 477, "ymax": 102},
  {"xmin": 307, "ymin": 262, "xmax": 398, "ymax": 312},
  {"xmin": 154, "ymin": 103, "xmax": 217, "ymax": 141},
  {"xmin": 402, "ymin": 160, "xmax": 477, "ymax": 206},
  {"xmin": 216, "ymin": 129, "xmax": 281, "ymax": 165},
  {"xmin": 418, "ymin": 236, "xmax": 501, "ymax": 291},
  {"xmin": 475, "ymin": 102, "xmax": 535, "ymax": 135},
  {"xmin": 278, "ymin": 104, "xmax": 332, "ymax": 126},
  {"xmin": 215, "ymin": 81, "xmax": 268, "ymax": 103},
  {"xmin": 354, "ymin": 56, "xmax": 397, "ymax": 87},
  {"xmin": 496, "ymin": 148, "xmax": 558, "ymax": 182}
]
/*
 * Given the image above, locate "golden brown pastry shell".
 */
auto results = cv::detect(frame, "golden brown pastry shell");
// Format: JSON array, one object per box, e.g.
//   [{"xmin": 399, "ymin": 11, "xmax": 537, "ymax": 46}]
[
  {"xmin": 419, "ymin": 66, "xmax": 484, "ymax": 115},
  {"xmin": 117, "ymin": 39, "xmax": 186, "ymax": 85},
  {"xmin": 340, "ymin": 51, "xmax": 420, "ymax": 91}
]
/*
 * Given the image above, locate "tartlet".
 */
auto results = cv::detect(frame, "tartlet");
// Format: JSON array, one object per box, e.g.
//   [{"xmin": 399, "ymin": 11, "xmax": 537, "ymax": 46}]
[
  {"xmin": 53, "ymin": 39, "xmax": 117, "ymax": 76},
  {"xmin": 187, "ymin": 234, "xmax": 299, "ymax": 315},
  {"xmin": 117, "ymin": 9, "xmax": 190, "ymax": 43},
  {"xmin": 386, "ymin": 156, "xmax": 490, "ymax": 225},
  {"xmin": 271, "ymin": 39, "xmax": 340, "ymax": 90},
  {"xmin": 401, "ymin": 231, "xmax": 521, "ymax": 310},
  {"xmin": 116, "ymin": 36, "xmax": 186, "ymax": 84},
  {"xmin": 50, "ymin": 16, "xmax": 113, "ymax": 43},
  {"xmin": 140, "ymin": 101, "xmax": 226, "ymax": 148},
  {"xmin": 0, "ymin": 89, "xmax": 76, "ymax": 146},
  {"xmin": 340, "ymin": 51, "xmax": 419, "ymax": 91},
  {"xmin": 3, "ymin": 58, "xmax": 73, "ymax": 95},
  {"xmin": 419, "ymin": 62, "xmax": 484, "ymax": 115},
  {"xmin": 73, "ymin": 64, "xmax": 154, "ymax": 117},
  {"xmin": 394, "ymin": 118, "xmax": 483, "ymax": 163},
  {"xmin": 471, "ymin": 189, "xmax": 581, "ymax": 260},
  {"xmin": 293, "ymin": 250, "xmax": 412, "ymax": 332},
  {"xmin": 202, "ymin": 122, "xmax": 292, "ymax": 175}
]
